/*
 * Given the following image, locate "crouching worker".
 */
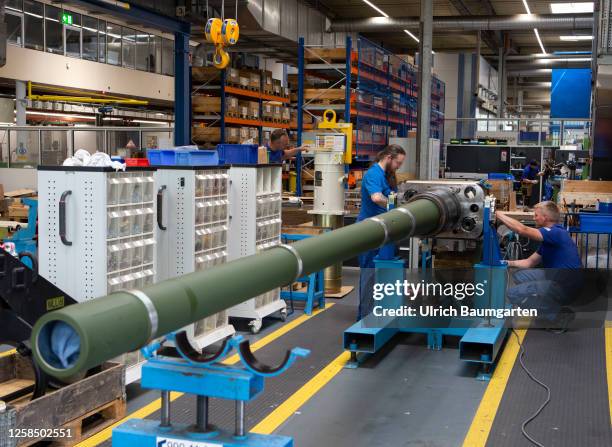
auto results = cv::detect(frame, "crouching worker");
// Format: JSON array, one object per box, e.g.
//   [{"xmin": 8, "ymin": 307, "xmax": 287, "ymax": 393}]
[{"xmin": 496, "ymin": 201, "xmax": 583, "ymax": 332}]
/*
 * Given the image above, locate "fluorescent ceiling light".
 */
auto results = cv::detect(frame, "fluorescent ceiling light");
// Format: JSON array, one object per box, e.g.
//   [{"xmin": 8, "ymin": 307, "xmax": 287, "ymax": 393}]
[
  {"xmin": 559, "ymin": 35, "xmax": 593, "ymax": 41},
  {"xmin": 550, "ymin": 2, "xmax": 594, "ymax": 14},
  {"xmin": 131, "ymin": 119, "xmax": 169, "ymax": 125},
  {"xmin": 362, "ymin": 0, "xmax": 389, "ymax": 17},
  {"xmin": 534, "ymin": 29, "xmax": 547, "ymax": 54},
  {"xmin": 26, "ymin": 111, "xmax": 95, "ymax": 120},
  {"xmin": 404, "ymin": 30, "xmax": 419, "ymax": 42},
  {"xmin": 522, "ymin": 1, "xmax": 547, "ymax": 55},
  {"xmin": 521, "ymin": 0, "xmax": 532, "ymax": 14}
]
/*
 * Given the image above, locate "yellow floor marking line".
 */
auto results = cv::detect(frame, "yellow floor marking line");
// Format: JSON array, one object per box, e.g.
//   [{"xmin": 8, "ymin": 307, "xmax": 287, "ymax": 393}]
[
  {"xmin": 462, "ymin": 329, "xmax": 527, "ymax": 447},
  {"xmin": 75, "ymin": 303, "xmax": 334, "ymax": 446},
  {"xmin": 251, "ymin": 351, "xmax": 351, "ymax": 435},
  {"xmin": 605, "ymin": 321, "xmax": 612, "ymax": 426}
]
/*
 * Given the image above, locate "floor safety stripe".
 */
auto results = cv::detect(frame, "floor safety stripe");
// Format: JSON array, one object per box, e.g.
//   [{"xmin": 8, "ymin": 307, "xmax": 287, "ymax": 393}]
[{"xmin": 462, "ymin": 329, "xmax": 526, "ymax": 447}]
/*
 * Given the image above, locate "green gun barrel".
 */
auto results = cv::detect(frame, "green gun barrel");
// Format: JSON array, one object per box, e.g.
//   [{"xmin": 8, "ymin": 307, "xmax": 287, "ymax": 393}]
[{"xmin": 32, "ymin": 197, "xmax": 445, "ymax": 379}]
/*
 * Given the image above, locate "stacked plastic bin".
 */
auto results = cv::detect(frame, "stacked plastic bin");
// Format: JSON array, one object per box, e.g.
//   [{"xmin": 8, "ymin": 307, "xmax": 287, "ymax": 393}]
[
  {"xmin": 227, "ymin": 164, "xmax": 286, "ymax": 333},
  {"xmin": 38, "ymin": 166, "xmax": 157, "ymax": 384},
  {"xmin": 154, "ymin": 166, "xmax": 234, "ymax": 349}
]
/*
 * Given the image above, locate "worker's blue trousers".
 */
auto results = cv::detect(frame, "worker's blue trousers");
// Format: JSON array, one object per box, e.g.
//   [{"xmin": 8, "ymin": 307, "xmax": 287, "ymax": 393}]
[{"xmin": 506, "ymin": 269, "xmax": 572, "ymax": 321}]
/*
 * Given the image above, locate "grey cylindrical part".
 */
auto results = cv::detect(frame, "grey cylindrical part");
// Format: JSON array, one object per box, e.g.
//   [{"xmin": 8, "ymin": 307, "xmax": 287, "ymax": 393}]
[
  {"xmin": 312, "ymin": 213, "xmax": 344, "ymax": 293},
  {"xmin": 160, "ymin": 390, "xmax": 171, "ymax": 427},
  {"xmin": 31, "ymin": 198, "xmax": 443, "ymax": 379},
  {"xmin": 329, "ymin": 13, "xmax": 593, "ymax": 33}
]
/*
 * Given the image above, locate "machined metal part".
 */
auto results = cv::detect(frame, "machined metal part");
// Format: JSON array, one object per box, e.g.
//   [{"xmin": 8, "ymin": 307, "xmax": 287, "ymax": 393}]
[
  {"xmin": 123, "ymin": 289, "xmax": 159, "ymax": 343},
  {"xmin": 399, "ymin": 180, "xmax": 486, "ymax": 239},
  {"xmin": 278, "ymin": 243, "xmax": 304, "ymax": 282},
  {"xmin": 370, "ymin": 216, "xmax": 390, "ymax": 244}
]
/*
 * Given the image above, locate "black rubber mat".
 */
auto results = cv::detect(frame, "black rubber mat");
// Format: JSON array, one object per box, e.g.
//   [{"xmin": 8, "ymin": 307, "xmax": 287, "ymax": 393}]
[
  {"xmin": 98, "ymin": 302, "xmax": 355, "ymax": 446},
  {"xmin": 486, "ymin": 328, "xmax": 612, "ymax": 447}
]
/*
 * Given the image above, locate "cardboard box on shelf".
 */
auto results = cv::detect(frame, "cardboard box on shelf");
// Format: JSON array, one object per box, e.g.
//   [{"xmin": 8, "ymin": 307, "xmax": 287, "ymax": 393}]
[
  {"xmin": 239, "ymin": 76, "xmax": 250, "ymax": 89},
  {"xmin": 263, "ymin": 104, "xmax": 274, "ymax": 121},
  {"xmin": 248, "ymin": 101, "xmax": 260, "ymax": 119},
  {"xmin": 192, "ymin": 96, "xmax": 221, "ymax": 113},
  {"xmin": 249, "ymin": 72, "xmax": 261, "ymax": 90},
  {"xmin": 258, "ymin": 146, "xmax": 268, "ymax": 164},
  {"xmin": 249, "ymin": 127, "xmax": 259, "ymax": 140},
  {"xmin": 192, "ymin": 126, "xmax": 221, "ymax": 143}
]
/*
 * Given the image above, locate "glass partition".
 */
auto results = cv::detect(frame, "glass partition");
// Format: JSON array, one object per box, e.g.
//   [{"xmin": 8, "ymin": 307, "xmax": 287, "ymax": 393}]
[
  {"xmin": 9, "ymin": 129, "xmax": 40, "ymax": 168},
  {"xmin": 0, "ymin": 129, "xmax": 10, "ymax": 168},
  {"xmin": 73, "ymin": 129, "xmax": 105, "ymax": 154},
  {"xmin": 106, "ymin": 130, "xmax": 141, "ymax": 156},
  {"xmin": 24, "ymin": 0, "xmax": 43, "ymax": 51},
  {"xmin": 44, "ymin": 4, "xmax": 63, "ymax": 55},
  {"xmin": 40, "ymin": 129, "xmax": 69, "ymax": 165}
]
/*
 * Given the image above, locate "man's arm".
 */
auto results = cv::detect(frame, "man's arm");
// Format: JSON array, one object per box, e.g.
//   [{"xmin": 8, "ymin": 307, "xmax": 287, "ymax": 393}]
[
  {"xmin": 282, "ymin": 146, "xmax": 304, "ymax": 160},
  {"xmin": 508, "ymin": 251, "xmax": 541, "ymax": 268},
  {"xmin": 496, "ymin": 211, "xmax": 543, "ymax": 241},
  {"xmin": 370, "ymin": 192, "xmax": 388, "ymax": 208}
]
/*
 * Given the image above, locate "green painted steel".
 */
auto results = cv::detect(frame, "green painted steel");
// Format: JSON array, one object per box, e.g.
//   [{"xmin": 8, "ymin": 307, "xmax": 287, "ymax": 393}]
[{"xmin": 31, "ymin": 199, "xmax": 441, "ymax": 379}]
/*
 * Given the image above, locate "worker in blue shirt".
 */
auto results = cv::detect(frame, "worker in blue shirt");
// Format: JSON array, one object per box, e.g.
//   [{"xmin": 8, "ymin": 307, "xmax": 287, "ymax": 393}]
[
  {"xmin": 262, "ymin": 129, "xmax": 304, "ymax": 163},
  {"xmin": 357, "ymin": 144, "xmax": 406, "ymax": 320},
  {"xmin": 521, "ymin": 159, "xmax": 543, "ymax": 206},
  {"xmin": 496, "ymin": 201, "xmax": 582, "ymax": 332}
]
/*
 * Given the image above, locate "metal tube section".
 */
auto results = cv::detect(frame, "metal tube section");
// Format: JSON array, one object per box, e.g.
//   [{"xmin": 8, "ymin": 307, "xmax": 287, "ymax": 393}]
[
  {"xmin": 160, "ymin": 390, "xmax": 171, "ymax": 427},
  {"xmin": 235, "ymin": 401, "xmax": 245, "ymax": 437},
  {"xmin": 31, "ymin": 198, "xmax": 446, "ymax": 379},
  {"xmin": 329, "ymin": 13, "xmax": 593, "ymax": 33},
  {"xmin": 196, "ymin": 396, "xmax": 208, "ymax": 432}
]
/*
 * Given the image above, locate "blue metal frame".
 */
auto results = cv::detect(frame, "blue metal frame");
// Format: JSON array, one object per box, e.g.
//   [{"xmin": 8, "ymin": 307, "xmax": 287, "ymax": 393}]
[
  {"xmin": 296, "ymin": 37, "xmax": 305, "ymax": 197},
  {"xmin": 279, "ymin": 234, "xmax": 325, "ymax": 315},
  {"xmin": 221, "ymin": 69, "xmax": 227, "ymax": 143},
  {"xmin": 344, "ymin": 202, "xmax": 508, "ymax": 378},
  {"xmin": 72, "ymin": 1, "xmax": 192, "ymax": 146}
]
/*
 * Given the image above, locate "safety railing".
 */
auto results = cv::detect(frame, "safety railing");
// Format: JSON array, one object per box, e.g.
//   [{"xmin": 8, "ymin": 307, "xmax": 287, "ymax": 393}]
[
  {"xmin": 444, "ymin": 117, "xmax": 591, "ymax": 147},
  {"xmin": 564, "ymin": 213, "xmax": 612, "ymax": 270},
  {"xmin": 0, "ymin": 126, "xmax": 173, "ymax": 168}
]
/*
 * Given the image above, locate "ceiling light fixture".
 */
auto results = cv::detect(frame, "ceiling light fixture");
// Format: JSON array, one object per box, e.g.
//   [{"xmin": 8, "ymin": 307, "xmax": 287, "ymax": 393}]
[
  {"xmin": 522, "ymin": 0, "xmax": 547, "ymax": 54},
  {"xmin": 404, "ymin": 29, "xmax": 419, "ymax": 43},
  {"xmin": 559, "ymin": 35, "xmax": 593, "ymax": 41},
  {"xmin": 550, "ymin": 2, "xmax": 594, "ymax": 14},
  {"xmin": 362, "ymin": 0, "xmax": 389, "ymax": 18}
]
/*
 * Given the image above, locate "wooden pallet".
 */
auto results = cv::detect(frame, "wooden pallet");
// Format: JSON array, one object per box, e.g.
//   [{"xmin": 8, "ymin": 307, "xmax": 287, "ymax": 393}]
[
  {"xmin": 0, "ymin": 353, "xmax": 125, "ymax": 447},
  {"xmin": 304, "ymin": 47, "xmax": 347, "ymax": 62}
]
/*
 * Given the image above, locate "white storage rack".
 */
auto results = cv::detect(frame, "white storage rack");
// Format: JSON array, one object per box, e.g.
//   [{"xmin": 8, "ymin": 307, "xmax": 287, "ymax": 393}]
[
  {"xmin": 38, "ymin": 166, "xmax": 157, "ymax": 384},
  {"xmin": 154, "ymin": 165, "xmax": 234, "ymax": 349},
  {"xmin": 227, "ymin": 164, "xmax": 286, "ymax": 333}
]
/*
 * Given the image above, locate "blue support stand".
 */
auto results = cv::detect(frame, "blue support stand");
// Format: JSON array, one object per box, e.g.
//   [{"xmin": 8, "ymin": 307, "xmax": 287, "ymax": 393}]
[
  {"xmin": 343, "ymin": 199, "xmax": 508, "ymax": 379},
  {"xmin": 174, "ymin": 32, "xmax": 191, "ymax": 146},
  {"xmin": 113, "ymin": 335, "xmax": 309, "ymax": 447},
  {"xmin": 5, "ymin": 198, "xmax": 38, "ymax": 268},
  {"xmin": 280, "ymin": 234, "xmax": 325, "ymax": 315}
]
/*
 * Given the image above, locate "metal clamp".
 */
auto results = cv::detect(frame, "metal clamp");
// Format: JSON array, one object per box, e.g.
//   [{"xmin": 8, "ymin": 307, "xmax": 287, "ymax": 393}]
[
  {"xmin": 278, "ymin": 244, "xmax": 304, "ymax": 282},
  {"xmin": 394, "ymin": 207, "xmax": 416, "ymax": 237},
  {"xmin": 370, "ymin": 216, "xmax": 390, "ymax": 244},
  {"xmin": 123, "ymin": 289, "xmax": 158, "ymax": 343}
]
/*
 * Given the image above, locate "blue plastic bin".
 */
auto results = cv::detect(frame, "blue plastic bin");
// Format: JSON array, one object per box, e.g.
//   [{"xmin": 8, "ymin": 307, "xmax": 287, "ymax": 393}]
[
  {"xmin": 217, "ymin": 144, "xmax": 259, "ymax": 165},
  {"xmin": 147, "ymin": 149, "xmax": 179, "ymax": 165},
  {"xmin": 599, "ymin": 202, "xmax": 612, "ymax": 213},
  {"xmin": 488, "ymin": 173, "xmax": 514, "ymax": 180},
  {"xmin": 579, "ymin": 213, "xmax": 612, "ymax": 233},
  {"xmin": 175, "ymin": 150, "xmax": 219, "ymax": 166}
]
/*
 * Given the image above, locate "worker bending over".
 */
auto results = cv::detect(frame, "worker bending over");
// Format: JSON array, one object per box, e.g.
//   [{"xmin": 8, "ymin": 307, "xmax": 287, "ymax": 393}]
[
  {"xmin": 521, "ymin": 159, "xmax": 544, "ymax": 207},
  {"xmin": 262, "ymin": 129, "xmax": 304, "ymax": 163},
  {"xmin": 496, "ymin": 201, "xmax": 582, "ymax": 331},
  {"xmin": 357, "ymin": 144, "xmax": 406, "ymax": 320}
]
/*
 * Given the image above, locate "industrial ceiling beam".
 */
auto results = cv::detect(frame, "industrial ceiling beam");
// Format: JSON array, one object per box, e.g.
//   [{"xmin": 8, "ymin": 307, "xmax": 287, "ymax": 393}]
[
  {"xmin": 448, "ymin": 0, "xmax": 499, "ymax": 52},
  {"xmin": 329, "ymin": 14, "xmax": 593, "ymax": 33}
]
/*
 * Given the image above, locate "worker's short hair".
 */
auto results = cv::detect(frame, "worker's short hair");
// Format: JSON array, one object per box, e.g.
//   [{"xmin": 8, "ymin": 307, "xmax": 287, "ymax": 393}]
[
  {"xmin": 270, "ymin": 129, "xmax": 288, "ymax": 143},
  {"xmin": 534, "ymin": 201, "xmax": 560, "ymax": 223}
]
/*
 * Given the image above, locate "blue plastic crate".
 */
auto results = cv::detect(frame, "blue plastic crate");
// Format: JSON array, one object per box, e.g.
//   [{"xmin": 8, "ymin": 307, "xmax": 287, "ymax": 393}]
[
  {"xmin": 147, "ymin": 149, "xmax": 179, "ymax": 166},
  {"xmin": 579, "ymin": 213, "xmax": 612, "ymax": 233},
  {"xmin": 217, "ymin": 144, "xmax": 259, "ymax": 165},
  {"xmin": 488, "ymin": 173, "xmax": 514, "ymax": 180},
  {"xmin": 175, "ymin": 149, "xmax": 219, "ymax": 166}
]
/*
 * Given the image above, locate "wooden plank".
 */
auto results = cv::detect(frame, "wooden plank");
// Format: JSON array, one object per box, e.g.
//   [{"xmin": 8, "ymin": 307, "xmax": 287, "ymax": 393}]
[
  {"xmin": 561, "ymin": 180, "xmax": 612, "ymax": 193},
  {"xmin": 282, "ymin": 225, "xmax": 329, "ymax": 236},
  {"xmin": 303, "ymin": 88, "xmax": 345, "ymax": 101},
  {"xmin": 304, "ymin": 47, "xmax": 347, "ymax": 61},
  {"xmin": 4, "ymin": 189, "xmax": 36, "ymax": 198},
  {"xmin": 0, "ymin": 379, "xmax": 34, "ymax": 400},
  {"xmin": 191, "ymin": 96, "xmax": 221, "ymax": 113},
  {"xmin": 558, "ymin": 192, "xmax": 612, "ymax": 207}
]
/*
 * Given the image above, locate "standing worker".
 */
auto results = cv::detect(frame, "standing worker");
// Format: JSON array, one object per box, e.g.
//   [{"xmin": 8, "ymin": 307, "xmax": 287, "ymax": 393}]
[
  {"xmin": 261, "ymin": 129, "xmax": 304, "ymax": 163},
  {"xmin": 496, "ymin": 201, "xmax": 582, "ymax": 332},
  {"xmin": 521, "ymin": 159, "xmax": 544, "ymax": 207},
  {"xmin": 356, "ymin": 145, "xmax": 406, "ymax": 320}
]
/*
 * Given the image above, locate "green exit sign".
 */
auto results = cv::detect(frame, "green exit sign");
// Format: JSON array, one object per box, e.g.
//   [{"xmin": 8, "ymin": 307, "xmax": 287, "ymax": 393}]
[{"xmin": 62, "ymin": 13, "xmax": 73, "ymax": 25}]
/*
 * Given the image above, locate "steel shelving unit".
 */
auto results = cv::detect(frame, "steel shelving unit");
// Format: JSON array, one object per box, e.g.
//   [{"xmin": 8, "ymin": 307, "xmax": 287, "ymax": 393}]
[{"xmin": 296, "ymin": 36, "xmax": 445, "ymax": 196}]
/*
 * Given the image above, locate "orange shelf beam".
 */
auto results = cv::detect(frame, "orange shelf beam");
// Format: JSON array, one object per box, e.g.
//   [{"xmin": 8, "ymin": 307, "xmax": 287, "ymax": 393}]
[{"xmin": 224, "ymin": 86, "xmax": 290, "ymax": 104}]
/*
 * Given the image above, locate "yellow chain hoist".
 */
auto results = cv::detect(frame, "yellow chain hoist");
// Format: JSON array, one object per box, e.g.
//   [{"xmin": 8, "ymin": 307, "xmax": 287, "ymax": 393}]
[{"xmin": 205, "ymin": 1, "xmax": 239, "ymax": 70}]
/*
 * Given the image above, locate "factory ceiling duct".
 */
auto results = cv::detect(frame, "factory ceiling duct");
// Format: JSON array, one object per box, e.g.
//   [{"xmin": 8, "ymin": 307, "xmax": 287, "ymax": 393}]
[{"xmin": 329, "ymin": 13, "xmax": 593, "ymax": 33}]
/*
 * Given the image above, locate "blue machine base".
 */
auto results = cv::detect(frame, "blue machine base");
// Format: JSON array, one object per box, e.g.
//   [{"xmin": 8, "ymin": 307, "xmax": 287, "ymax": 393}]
[{"xmin": 113, "ymin": 419, "xmax": 293, "ymax": 447}]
